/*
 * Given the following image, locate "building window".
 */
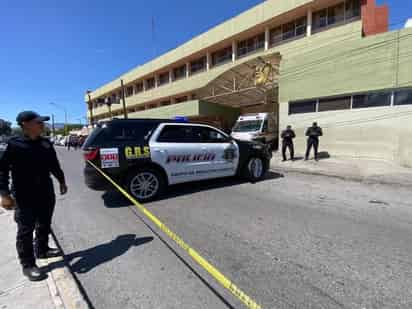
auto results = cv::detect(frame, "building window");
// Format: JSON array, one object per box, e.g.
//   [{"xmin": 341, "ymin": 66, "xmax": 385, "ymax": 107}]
[
  {"xmin": 328, "ymin": 3, "xmax": 345, "ymax": 25},
  {"xmin": 282, "ymin": 21, "xmax": 295, "ymax": 41},
  {"xmin": 269, "ymin": 26, "xmax": 282, "ymax": 46},
  {"xmin": 289, "ymin": 100, "xmax": 317, "ymax": 115},
  {"xmin": 237, "ymin": 33, "xmax": 265, "ymax": 57},
  {"xmin": 318, "ymin": 96, "xmax": 351, "ymax": 112},
  {"xmin": 313, "ymin": 9, "xmax": 328, "ymax": 30},
  {"xmin": 160, "ymin": 100, "xmax": 171, "ymax": 106},
  {"xmin": 295, "ymin": 16, "xmax": 307, "ymax": 36},
  {"xmin": 345, "ymin": 0, "xmax": 361, "ymax": 20},
  {"xmin": 212, "ymin": 46, "xmax": 232, "ymax": 66},
  {"xmin": 158, "ymin": 72, "xmax": 170, "ymax": 86},
  {"xmin": 175, "ymin": 96, "xmax": 188, "ymax": 103},
  {"xmin": 135, "ymin": 82, "xmax": 143, "ymax": 93},
  {"xmin": 148, "ymin": 103, "xmax": 158, "ymax": 109},
  {"xmin": 270, "ymin": 16, "xmax": 307, "ymax": 47},
  {"xmin": 352, "ymin": 92, "xmax": 392, "ymax": 109},
  {"xmin": 394, "ymin": 89, "xmax": 412, "ymax": 106},
  {"xmin": 313, "ymin": 1, "xmax": 360, "ymax": 33},
  {"xmin": 190, "ymin": 56, "xmax": 207, "ymax": 75},
  {"xmin": 126, "ymin": 86, "xmax": 133, "ymax": 97},
  {"xmin": 146, "ymin": 77, "xmax": 155, "ymax": 90},
  {"xmin": 173, "ymin": 65, "xmax": 187, "ymax": 81}
]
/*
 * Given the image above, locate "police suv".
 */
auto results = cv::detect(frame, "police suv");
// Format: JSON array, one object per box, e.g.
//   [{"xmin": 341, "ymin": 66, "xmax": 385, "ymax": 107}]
[{"xmin": 82, "ymin": 119, "xmax": 272, "ymax": 202}]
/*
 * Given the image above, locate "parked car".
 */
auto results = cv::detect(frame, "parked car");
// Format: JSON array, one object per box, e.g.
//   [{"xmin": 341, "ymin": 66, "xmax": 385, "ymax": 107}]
[{"xmin": 82, "ymin": 119, "xmax": 272, "ymax": 202}]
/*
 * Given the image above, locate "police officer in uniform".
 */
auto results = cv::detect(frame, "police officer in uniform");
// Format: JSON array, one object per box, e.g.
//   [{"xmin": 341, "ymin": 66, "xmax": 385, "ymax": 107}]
[
  {"xmin": 305, "ymin": 122, "xmax": 323, "ymax": 161},
  {"xmin": 0, "ymin": 111, "xmax": 68, "ymax": 281},
  {"xmin": 281, "ymin": 125, "xmax": 296, "ymax": 161}
]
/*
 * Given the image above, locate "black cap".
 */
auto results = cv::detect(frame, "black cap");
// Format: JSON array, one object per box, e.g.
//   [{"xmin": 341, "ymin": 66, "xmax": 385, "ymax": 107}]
[{"xmin": 16, "ymin": 111, "xmax": 50, "ymax": 126}]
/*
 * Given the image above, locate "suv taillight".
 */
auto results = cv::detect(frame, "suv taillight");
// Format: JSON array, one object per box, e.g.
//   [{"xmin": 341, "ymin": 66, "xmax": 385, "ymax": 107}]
[{"xmin": 83, "ymin": 147, "xmax": 99, "ymax": 161}]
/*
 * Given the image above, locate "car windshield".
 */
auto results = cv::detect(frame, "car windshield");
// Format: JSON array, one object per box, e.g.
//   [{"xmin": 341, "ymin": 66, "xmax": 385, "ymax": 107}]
[{"xmin": 232, "ymin": 120, "xmax": 262, "ymax": 132}]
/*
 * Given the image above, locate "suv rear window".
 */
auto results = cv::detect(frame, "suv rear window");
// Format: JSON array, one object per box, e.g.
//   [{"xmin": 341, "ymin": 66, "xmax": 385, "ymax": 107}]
[
  {"xmin": 106, "ymin": 122, "xmax": 159, "ymax": 143},
  {"xmin": 82, "ymin": 127, "xmax": 106, "ymax": 148}
]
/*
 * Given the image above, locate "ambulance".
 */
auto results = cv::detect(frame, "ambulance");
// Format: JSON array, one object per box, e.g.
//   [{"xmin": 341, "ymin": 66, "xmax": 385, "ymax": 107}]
[{"xmin": 230, "ymin": 113, "xmax": 277, "ymax": 147}]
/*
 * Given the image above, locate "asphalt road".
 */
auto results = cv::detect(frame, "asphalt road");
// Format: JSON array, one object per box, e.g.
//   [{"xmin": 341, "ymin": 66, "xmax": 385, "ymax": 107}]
[{"xmin": 53, "ymin": 148, "xmax": 412, "ymax": 309}]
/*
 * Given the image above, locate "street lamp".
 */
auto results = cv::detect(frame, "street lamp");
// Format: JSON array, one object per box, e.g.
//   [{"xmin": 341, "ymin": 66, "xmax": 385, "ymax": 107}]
[{"xmin": 50, "ymin": 102, "xmax": 68, "ymax": 136}]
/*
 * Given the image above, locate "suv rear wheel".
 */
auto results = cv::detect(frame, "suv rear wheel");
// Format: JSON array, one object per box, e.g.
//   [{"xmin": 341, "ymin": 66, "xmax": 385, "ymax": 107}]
[{"xmin": 126, "ymin": 168, "xmax": 165, "ymax": 203}]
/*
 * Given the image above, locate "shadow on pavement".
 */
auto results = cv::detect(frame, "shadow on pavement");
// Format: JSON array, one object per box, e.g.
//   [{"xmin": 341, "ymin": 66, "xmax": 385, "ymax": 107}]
[
  {"xmin": 317, "ymin": 151, "xmax": 331, "ymax": 160},
  {"xmin": 101, "ymin": 171, "xmax": 284, "ymax": 208},
  {"xmin": 47, "ymin": 235, "xmax": 153, "ymax": 274},
  {"xmin": 102, "ymin": 190, "xmax": 131, "ymax": 208},
  {"xmin": 161, "ymin": 171, "xmax": 284, "ymax": 201}
]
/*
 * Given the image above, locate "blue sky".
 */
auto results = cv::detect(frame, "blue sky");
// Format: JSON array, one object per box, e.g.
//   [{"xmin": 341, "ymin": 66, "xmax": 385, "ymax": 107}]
[{"xmin": 0, "ymin": 0, "xmax": 409, "ymax": 125}]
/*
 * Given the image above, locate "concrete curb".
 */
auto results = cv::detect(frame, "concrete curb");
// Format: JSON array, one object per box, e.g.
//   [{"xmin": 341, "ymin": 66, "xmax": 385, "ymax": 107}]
[
  {"xmin": 38, "ymin": 235, "xmax": 90, "ymax": 309},
  {"xmin": 270, "ymin": 165, "xmax": 412, "ymax": 188}
]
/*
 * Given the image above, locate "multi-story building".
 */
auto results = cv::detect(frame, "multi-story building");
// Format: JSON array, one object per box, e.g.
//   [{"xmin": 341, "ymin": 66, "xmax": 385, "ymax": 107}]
[{"xmin": 85, "ymin": 0, "xmax": 412, "ymax": 167}]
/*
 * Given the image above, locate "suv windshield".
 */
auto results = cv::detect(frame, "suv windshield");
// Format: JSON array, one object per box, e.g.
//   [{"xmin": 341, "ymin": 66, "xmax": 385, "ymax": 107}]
[{"xmin": 232, "ymin": 120, "xmax": 262, "ymax": 132}]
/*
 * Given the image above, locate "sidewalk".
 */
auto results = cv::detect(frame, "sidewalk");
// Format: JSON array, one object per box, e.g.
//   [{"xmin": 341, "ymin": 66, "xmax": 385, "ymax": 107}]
[
  {"xmin": 270, "ymin": 152, "xmax": 412, "ymax": 187},
  {"xmin": 0, "ymin": 207, "xmax": 89, "ymax": 309}
]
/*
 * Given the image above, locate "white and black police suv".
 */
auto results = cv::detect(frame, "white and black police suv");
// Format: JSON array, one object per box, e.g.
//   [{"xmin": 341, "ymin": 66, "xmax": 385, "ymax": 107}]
[{"xmin": 82, "ymin": 119, "xmax": 272, "ymax": 202}]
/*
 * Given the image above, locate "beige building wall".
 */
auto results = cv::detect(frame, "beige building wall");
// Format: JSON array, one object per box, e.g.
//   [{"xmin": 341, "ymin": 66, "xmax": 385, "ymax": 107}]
[{"xmin": 278, "ymin": 27, "xmax": 412, "ymax": 166}]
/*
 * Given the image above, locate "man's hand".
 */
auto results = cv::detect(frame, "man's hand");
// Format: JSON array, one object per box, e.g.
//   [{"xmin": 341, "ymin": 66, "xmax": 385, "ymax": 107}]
[
  {"xmin": 60, "ymin": 183, "xmax": 68, "ymax": 195},
  {"xmin": 1, "ymin": 195, "xmax": 16, "ymax": 210}
]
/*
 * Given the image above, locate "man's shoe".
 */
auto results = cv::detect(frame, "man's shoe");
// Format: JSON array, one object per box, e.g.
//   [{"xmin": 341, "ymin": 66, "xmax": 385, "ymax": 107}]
[
  {"xmin": 36, "ymin": 247, "xmax": 62, "ymax": 259},
  {"xmin": 23, "ymin": 266, "xmax": 47, "ymax": 282}
]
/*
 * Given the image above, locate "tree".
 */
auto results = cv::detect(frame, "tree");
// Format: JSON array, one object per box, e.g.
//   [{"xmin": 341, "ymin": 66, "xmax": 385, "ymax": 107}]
[{"xmin": 0, "ymin": 119, "xmax": 12, "ymax": 136}]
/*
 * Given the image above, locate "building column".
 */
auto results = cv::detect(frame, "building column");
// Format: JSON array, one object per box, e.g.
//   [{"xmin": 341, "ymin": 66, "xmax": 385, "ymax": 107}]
[
  {"xmin": 186, "ymin": 62, "xmax": 190, "ymax": 78},
  {"xmin": 307, "ymin": 8, "xmax": 312, "ymax": 37},
  {"xmin": 143, "ymin": 80, "xmax": 147, "ymax": 92},
  {"xmin": 154, "ymin": 75, "xmax": 159, "ymax": 88},
  {"xmin": 264, "ymin": 27, "xmax": 270, "ymax": 50},
  {"xmin": 169, "ymin": 70, "xmax": 173, "ymax": 83},
  {"xmin": 206, "ymin": 52, "xmax": 211, "ymax": 71},
  {"xmin": 232, "ymin": 41, "xmax": 237, "ymax": 62}
]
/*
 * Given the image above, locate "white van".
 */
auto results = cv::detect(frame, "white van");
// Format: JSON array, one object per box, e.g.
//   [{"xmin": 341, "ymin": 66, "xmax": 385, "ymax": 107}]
[{"xmin": 231, "ymin": 113, "xmax": 277, "ymax": 146}]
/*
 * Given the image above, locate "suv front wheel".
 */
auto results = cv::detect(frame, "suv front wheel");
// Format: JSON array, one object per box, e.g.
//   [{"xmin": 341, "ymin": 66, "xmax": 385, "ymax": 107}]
[
  {"xmin": 126, "ymin": 168, "xmax": 165, "ymax": 203},
  {"xmin": 242, "ymin": 156, "xmax": 267, "ymax": 182}
]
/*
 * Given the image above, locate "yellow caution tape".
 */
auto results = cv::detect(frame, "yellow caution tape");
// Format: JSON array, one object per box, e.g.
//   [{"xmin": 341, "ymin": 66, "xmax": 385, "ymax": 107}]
[{"xmin": 88, "ymin": 160, "xmax": 262, "ymax": 309}]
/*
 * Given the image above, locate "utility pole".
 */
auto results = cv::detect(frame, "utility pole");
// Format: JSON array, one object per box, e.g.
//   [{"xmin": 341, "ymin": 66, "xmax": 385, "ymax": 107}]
[
  {"xmin": 86, "ymin": 90, "xmax": 94, "ymax": 126},
  {"xmin": 51, "ymin": 114, "xmax": 56, "ymax": 137},
  {"xmin": 121, "ymin": 79, "xmax": 128, "ymax": 119},
  {"xmin": 50, "ymin": 102, "xmax": 68, "ymax": 136},
  {"xmin": 105, "ymin": 97, "xmax": 113, "ymax": 120}
]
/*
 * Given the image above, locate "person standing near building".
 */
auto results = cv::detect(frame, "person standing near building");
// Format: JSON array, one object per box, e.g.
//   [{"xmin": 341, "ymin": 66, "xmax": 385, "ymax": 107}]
[
  {"xmin": 281, "ymin": 125, "xmax": 296, "ymax": 161},
  {"xmin": 305, "ymin": 122, "xmax": 323, "ymax": 161},
  {"xmin": 0, "ymin": 111, "xmax": 68, "ymax": 281}
]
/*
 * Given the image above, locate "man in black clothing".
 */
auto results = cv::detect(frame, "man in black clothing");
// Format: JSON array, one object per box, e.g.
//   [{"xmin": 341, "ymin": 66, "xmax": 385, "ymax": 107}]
[
  {"xmin": 0, "ymin": 111, "xmax": 68, "ymax": 281},
  {"xmin": 305, "ymin": 122, "xmax": 323, "ymax": 161},
  {"xmin": 281, "ymin": 125, "xmax": 296, "ymax": 161}
]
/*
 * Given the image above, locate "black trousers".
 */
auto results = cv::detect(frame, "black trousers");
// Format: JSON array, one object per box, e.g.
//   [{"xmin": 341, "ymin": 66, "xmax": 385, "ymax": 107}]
[
  {"xmin": 305, "ymin": 137, "xmax": 319, "ymax": 160},
  {"xmin": 282, "ymin": 141, "xmax": 294, "ymax": 160},
  {"xmin": 14, "ymin": 191, "xmax": 55, "ymax": 268}
]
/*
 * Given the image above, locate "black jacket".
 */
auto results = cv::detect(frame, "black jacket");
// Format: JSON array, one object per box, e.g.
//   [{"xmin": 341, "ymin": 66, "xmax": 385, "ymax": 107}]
[
  {"xmin": 281, "ymin": 129, "xmax": 296, "ymax": 143},
  {"xmin": 305, "ymin": 126, "xmax": 323, "ymax": 139},
  {"xmin": 0, "ymin": 136, "xmax": 65, "ymax": 197}
]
